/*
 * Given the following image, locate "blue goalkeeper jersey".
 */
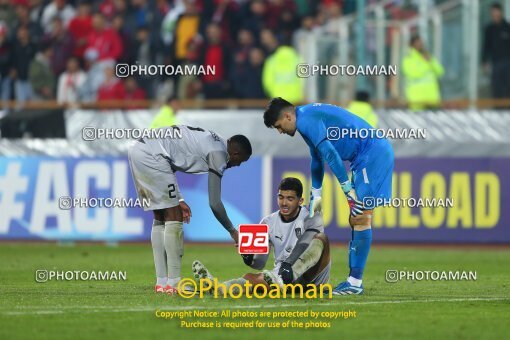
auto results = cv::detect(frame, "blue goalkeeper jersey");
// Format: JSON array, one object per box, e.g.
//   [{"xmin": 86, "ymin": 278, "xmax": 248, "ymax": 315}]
[{"xmin": 296, "ymin": 103, "xmax": 391, "ymax": 190}]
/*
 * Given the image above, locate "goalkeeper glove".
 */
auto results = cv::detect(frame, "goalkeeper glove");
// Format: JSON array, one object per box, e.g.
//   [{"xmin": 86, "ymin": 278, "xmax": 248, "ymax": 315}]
[
  {"xmin": 278, "ymin": 262, "xmax": 294, "ymax": 284},
  {"xmin": 346, "ymin": 189, "xmax": 364, "ymax": 217},
  {"xmin": 308, "ymin": 187, "xmax": 322, "ymax": 218},
  {"xmin": 340, "ymin": 180, "xmax": 364, "ymax": 217}
]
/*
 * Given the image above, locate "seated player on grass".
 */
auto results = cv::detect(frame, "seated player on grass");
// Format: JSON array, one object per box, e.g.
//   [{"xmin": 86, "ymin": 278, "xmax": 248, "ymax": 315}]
[{"xmin": 192, "ymin": 177, "xmax": 331, "ymax": 295}]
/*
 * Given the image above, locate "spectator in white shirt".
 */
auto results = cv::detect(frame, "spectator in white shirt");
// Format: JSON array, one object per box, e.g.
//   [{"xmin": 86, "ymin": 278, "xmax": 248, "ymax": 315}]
[
  {"xmin": 57, "ymin": 57, "xmax": 85, "ymax": 106},
  {"xmin": 41, "ymin": 0, "xmax": 76, "ymax": 33}
]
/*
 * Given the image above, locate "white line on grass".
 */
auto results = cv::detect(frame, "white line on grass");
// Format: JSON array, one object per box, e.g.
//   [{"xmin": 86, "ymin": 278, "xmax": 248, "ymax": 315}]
[{"xmin": 1, "ymin": 297, "xmax": 509, "ymax": 316}]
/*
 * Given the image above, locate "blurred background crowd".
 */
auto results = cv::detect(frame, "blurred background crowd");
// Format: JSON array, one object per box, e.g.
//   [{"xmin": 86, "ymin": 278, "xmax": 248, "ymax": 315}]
[{"xmin": 0, "ymin": 0, "xmax": 508, "ymax": 109}]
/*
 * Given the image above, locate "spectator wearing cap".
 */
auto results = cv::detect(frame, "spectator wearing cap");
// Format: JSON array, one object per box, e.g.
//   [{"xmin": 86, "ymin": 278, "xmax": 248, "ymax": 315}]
[
  {"xmin": 57, "ymin": 56, "xmax": 85, "ymax": 106},
  {"xmin": 29, "ymin": 44, "xmax": 55, "ymax": 100}
]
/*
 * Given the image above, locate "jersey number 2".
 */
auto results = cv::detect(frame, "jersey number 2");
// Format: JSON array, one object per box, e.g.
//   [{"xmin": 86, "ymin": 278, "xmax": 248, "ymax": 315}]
[{"xmin": 168, "ymin": 184, "xmax": 177, "ymax": 198}]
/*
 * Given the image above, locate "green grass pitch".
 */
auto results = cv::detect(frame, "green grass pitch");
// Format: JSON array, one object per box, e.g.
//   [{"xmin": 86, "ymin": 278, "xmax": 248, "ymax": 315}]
[{"xmin": 1, "ymin": 242, "xmax": 509, "ymax": 339}]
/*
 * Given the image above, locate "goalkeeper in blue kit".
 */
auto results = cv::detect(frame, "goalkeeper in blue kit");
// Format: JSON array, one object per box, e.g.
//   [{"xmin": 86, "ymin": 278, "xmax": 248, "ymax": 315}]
[{"xmin": 263, "ymin": 97, "xmax": 394, "ymax": 295}]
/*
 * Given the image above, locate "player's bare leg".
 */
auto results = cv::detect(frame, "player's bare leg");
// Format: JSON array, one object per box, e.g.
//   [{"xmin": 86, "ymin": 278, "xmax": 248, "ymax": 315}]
[
  {"xmin": 154, "ymin": 206, "xmax": 184, "ymax": 294},
  {"xmin": 333, "ymin": 210, "xmax": 373, "ymax": 295}
]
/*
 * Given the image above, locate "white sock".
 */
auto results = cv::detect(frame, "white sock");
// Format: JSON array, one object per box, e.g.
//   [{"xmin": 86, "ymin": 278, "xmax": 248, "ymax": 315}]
[
  {"xmin": 151, "ymin": 220, "xmax": 167, "ymax": 282},
  {"xmin": 347, "ymin": 276, "xmax": 362, "ymax": 287},
  {"xmin": 167, "ymin": 277, "xmax": 181, "ymax": 287},
  {"xmin": 164, "ymin": 221, "xmax": 184, "ymax": 283},
  {"xmin": 157, "ymin": 277, "xmax": 168, "ymax": 286}
]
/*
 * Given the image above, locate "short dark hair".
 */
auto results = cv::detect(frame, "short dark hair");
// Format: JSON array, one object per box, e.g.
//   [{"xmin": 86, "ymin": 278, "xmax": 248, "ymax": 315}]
[
  {"xmin": 491, "ymin": 2, "xmax": 502, "ymax": 11},
  {"xmin": 410, "ymin": 34, "xmax": 421, "ymax": 46},
  {"xmin": 263, "ymin": 97, "xmax": 294, "ymax": 128},
  {"xmin": 278, "ymin": 177, "xmax": 303, "ymax": 198},
  {"xmin": 229, "ymin": 134, "xmax": 252, "ymax": 156},
  {"xmin": 355, "ymin": 90, "xmax": 370, "ymax": 102}
]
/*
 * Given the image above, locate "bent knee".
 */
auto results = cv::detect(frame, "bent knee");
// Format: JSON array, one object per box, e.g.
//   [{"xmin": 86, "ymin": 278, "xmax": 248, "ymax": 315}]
[
  {"xmin": 313, "ymin": 232, "xmax": 329, "ymax": 245},
  {"xmin": 349, "ymin": 211, "xmax": 373, "ymax": 230}
]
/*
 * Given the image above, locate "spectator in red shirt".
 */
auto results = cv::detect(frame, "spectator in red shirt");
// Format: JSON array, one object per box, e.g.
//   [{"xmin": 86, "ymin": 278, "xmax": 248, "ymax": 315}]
[
  {"xmin": 85, "ymin": 12, "xmax": 123, "ymax": 61},
  {"xmin": 67, "ymin": 1, "xmax": 92, "ymax": 58},
  {"xmin": 124, "ymin": 77, "xmax": 146, "ymax": 109},
  {"xmin": 97, "ymin": 63, "xmax": 125, "ymax": 101},
  {"xmin": 200, "ymin": 23, "xmax": 230, "ymax": 98},
  {"xmin": 98, "ymin": 0, "xmax": 116, "ymax": 21},
  {"xmin": 124, "ymin": 77, "xmax": 146, "ymax": 100}
]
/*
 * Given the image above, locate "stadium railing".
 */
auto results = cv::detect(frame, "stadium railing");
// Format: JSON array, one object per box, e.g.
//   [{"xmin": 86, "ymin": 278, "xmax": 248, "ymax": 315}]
[{"xmin": 2, "ymin": 98, "xmax": 510, "ymax": 110}]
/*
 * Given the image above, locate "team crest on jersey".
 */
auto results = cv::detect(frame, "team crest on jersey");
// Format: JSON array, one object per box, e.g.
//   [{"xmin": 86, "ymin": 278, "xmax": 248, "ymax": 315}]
[
  {"xmin": 210, "ymin": 131, "xmax": 220, "ymax": 141},
  {"xmin": 295, "ymin": 228, "xmax": 302, "ymax": 238}
]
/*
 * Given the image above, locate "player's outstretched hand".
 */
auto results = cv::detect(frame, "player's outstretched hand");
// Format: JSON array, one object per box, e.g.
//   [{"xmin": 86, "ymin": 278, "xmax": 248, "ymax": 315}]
[
  {"xmin": 346, "ymin": 190, "xmax": 364, "ymax": 217},
  {"xmin": 309, "ymin": 187, "xmax": 322, "ymax": 218},
  {"xmin": 230, "ymin": 229, "xmax": 239, "ymax": 247},
  {"xmin": 179, "ymin": 201, "xmax": 192, "ymax": 223}
]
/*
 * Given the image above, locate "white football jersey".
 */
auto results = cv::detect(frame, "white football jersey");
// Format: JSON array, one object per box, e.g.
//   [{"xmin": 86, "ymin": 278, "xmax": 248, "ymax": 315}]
[
  {"xmin": 260, "ymin": 206, "xmax": 324, "ymax": 268},
  {"xmin": 138, "ymin": 125, "xmax": 228, "ymax": 175}
]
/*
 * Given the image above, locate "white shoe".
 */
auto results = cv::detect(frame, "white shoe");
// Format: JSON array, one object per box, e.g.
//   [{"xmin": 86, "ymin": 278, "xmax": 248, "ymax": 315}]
[
  {"xmin": 192, "ymin": 260, "xmax": 214, "ymax": 281},
  {"xmin": 262, "ymin": 270, "xmax": 284, "ymax": 291}
]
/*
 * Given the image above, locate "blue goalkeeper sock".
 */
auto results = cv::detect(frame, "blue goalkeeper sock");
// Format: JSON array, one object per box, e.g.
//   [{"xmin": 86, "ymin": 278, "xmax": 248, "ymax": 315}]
[{"xmin": 348, "ymin": 229, "xmax": 372, "ymax": 280}]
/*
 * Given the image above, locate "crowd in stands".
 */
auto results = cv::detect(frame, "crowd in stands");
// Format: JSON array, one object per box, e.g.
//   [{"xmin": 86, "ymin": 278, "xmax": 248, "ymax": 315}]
[{"xmin": 0, "ymin": 0, "xmax": 364, "ymax": 107}]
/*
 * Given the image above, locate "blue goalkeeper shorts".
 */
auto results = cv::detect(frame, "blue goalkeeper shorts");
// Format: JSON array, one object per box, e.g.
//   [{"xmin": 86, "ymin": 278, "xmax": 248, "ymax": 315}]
[{"xmin": 351, "ymin": 140, "xmax": 394, "ymax": 208}]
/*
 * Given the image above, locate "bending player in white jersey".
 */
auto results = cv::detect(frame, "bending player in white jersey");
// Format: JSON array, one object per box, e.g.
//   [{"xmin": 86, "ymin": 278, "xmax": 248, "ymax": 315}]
[
  {"xmin": 128, "ymin": 125, "xmax": 252, "ymax": 294},
  {"xmin": 192, "ymin": 177, "xmax": 331, "ymax": 294}
]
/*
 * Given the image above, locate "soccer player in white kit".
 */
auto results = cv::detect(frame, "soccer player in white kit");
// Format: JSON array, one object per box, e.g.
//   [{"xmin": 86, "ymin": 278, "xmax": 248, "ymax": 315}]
[
  {"xmin": 127, "ymin": 125, "xmax": 252, "ymax": 294},
  {"xmin": 192, "ymin": 177, "xmax": 331, "ymax": 294}
]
